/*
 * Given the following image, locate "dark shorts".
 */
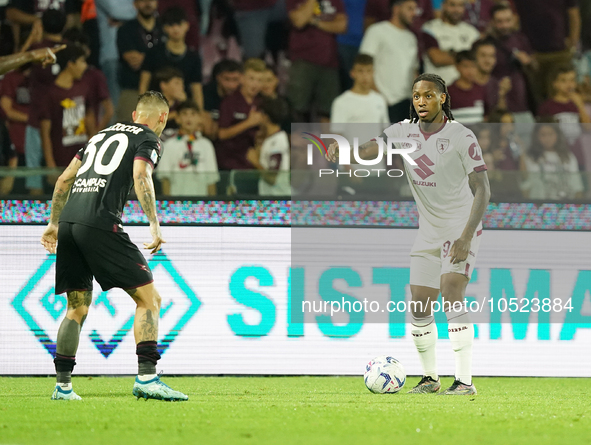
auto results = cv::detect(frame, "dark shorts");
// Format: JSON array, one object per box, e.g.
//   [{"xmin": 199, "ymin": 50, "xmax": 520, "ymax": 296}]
[{"xmin": 55, "ymin": 222, "xmax": 153, "ymax": 295}]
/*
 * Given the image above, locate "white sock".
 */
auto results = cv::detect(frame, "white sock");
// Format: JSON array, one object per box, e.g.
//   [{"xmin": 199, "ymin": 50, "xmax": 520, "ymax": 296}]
[
  {"xmin": 411, "ymin": 315, "xmax": 438, "ymax": 380},
  {"xmin": 138, "ymin": 374, "xmax": 157, "ymax": 382},
  {"xmin": 58, "ymin": 382, "xmax": 72, "ymax": 390},
  {"xmin": 446, "ymin": 303, "xmax": 474, "ymax": 385}
]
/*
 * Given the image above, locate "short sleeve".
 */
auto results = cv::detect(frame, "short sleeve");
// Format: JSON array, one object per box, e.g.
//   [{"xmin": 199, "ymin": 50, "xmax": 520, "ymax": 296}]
[
  {"xmin": 186, "ymin": 53, "xmax": 203, "ymax": 84},
  {"xmin": 140, "ymin": 47, "xmax": 158, "ymax": 73},
  {"xmin": 381, "ymin": 122, "xmax": 404, "ymax": 139},
  {"xmin": 422, "ymin": 31, "xmax": 440, "ymax": 50},
  {"xmin": 359, "ymin": 25, "xmax": 380, "ymax": 57},
  {"xmin": 458, "ymin": 129, "xmax": 487, "ymax": 174},
  {"xmin": 75, "ymin": 146, "xmax": 85, "ymax": 160},
  {"xmin": 135, "ymin": 135, "xmax": 161, "ymax": 168},
  {"xmin": 0, "ymin": 72, "xmax": 17, "ymax": 99},
  {"xmin": 117, "ymin": 22, "xmax": 136, "ymax": 54}
]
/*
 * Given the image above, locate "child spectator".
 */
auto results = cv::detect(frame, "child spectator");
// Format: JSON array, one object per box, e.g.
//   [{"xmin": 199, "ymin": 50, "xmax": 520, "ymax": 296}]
[
  {"xmin": 447, "ymin": 51, "xmax": 489, "ymax": 124},
  {"xmin": 139, "ymin": 6, "xmax": 203, "ymax": 108},
  {"xmin": 330, "ymin": 53, "xmax": 388, "ymax": 125},
  {"xmin": 38, "ymin": 44, "xmax": 95, "ymax": 168},
  {"xmin": 157, "ymin": 101, "xmax": 220, "ymax": 197},
  {"xmin": 216, "ymin": 58, "xmax": 265, "ymax": 171},
  {"xmin": 537, "ymin": 65, "xmax": 591, "ymax": 144},
  {"xmin": 153, "ymin": 67, "xmax": 187, "ymax": 138},
  {"xmin": 521, "ymin": 122, "xmax": 584, "ymax": 200},
  {"xmin": 246, "ymin": 97, "xmax": 291, "ymax": 196}
]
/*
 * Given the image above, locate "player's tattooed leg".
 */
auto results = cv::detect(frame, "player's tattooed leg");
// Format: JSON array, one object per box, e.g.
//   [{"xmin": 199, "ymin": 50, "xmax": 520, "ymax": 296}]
[{"xmin": 139, "ymin": 310, "xmax": 158, "ymax": 342}]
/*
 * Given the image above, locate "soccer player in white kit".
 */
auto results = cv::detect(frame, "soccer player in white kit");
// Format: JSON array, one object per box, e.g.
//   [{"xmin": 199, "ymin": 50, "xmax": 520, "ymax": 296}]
[{"xmin": 327, "ymin": 73, "xmax": 490, "ymax": 395}]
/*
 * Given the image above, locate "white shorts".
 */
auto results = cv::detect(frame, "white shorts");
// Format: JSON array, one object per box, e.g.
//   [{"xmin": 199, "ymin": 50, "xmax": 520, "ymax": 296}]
[{"xmin": 409, "ymin": 228, "xmax": 482, "ymax": 289}]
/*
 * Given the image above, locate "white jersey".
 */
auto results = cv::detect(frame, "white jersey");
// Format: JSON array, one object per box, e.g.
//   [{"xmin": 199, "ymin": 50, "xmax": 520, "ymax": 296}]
[{"xmin": 382, "ymin": 119, "xmax": 487, "ymax": 241}]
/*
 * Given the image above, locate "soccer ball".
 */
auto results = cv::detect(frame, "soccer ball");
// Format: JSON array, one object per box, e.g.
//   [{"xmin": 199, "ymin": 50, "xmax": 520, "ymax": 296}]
[{"xmin": 364, "ymin": 356, "xmax": 406, "ymax": 394}]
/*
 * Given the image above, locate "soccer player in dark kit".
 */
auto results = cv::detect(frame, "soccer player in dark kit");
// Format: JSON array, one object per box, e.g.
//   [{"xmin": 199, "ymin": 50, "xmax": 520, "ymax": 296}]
[{"xmin": 40, "ymin": 91, "xmax": 188, "ymax": 401}]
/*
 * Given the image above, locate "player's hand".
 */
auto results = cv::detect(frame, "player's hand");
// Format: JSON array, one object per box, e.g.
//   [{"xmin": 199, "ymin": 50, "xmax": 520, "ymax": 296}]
[
  {"xmin": 30, "ymin": 44, "xmax": 66, "ymax": 67},
  {"xmin": 449, "ymin": 236, "xmax": 471, "ymax": 265},
  {"xmin": 40, "ymin": 223, "xmax": 59, "ymax": 254},
  {"xmin": 144, "ymin": 224, "xmax": 166, "ymax": 254},
  {"xmin": 325, "ymin": 141, "xmax": 339, "ymax": 162}
]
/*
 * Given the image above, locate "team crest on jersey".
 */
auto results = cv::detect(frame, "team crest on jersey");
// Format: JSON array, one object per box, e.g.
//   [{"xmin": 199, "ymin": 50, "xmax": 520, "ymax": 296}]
[{"xmin": 436, "ymin": 138, "xmax": 450, "ymax": 154}]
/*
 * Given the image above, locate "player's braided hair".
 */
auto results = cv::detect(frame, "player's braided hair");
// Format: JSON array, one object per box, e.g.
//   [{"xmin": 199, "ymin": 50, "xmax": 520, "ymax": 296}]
[{"xmin": 409, "ymin": 73, "xmax": 454, "ymax": 123}]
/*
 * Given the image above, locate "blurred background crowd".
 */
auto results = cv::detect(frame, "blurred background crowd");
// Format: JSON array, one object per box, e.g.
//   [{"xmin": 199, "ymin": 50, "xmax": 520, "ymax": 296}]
[{"xmin": 0, "ymin": 0, "xmax": 590, "ymax": 201}]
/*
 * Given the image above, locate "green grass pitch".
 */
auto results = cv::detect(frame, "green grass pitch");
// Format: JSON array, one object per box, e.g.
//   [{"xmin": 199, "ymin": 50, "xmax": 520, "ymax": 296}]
[{"xmin": 1, "ymin": 376, "xmax": 589, "ymax": 445}]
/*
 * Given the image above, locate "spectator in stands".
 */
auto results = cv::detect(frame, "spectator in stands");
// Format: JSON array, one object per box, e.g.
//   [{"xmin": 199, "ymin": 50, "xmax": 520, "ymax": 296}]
[
  {"xmin": 202, "ymin": 59, "xmax": 241, "ymax": 138},
  {"xmin": 116, "ymin": 0, "xmax": 162, "ymax": 122},
  {"xmin": 447, "ymin": 50, "xmax": 489, "ymax": 124},
  {"xmin": 234, "ymin": 0, "xmax": 287, "ymax": 59},
  {"xmin": 422, "ymin": 0, "xmax": 480, "ymax": 85},
  {"xmin": 216, "ymin": 58, "xmax": 264, "ymax": 171},
  {"xmin": 260, "ymin": 64, "xmax": 291, "ymax": 135},
  {"xmin": 364, "ymin": 0, "xmax": 433, "ymax": 31},
  {"xmin": 0, "ymin": 64, "xmax": 30, "ymax": 164},
  {"xmin": 337, "ymin": 0, "xmax": 367, "ymax": 91},
  {"xmin": 158, "ymin": 100, "xmax": 220, "ymax": 197},
  {"xmin": 0, "ymin": 122, "xmax": 18, "ymax": 194},
  {"xmin": 472, "ymin": 38, "xmax": 510, "ymax": 113},
  {"xmin": 94, "ymin": 0, "xmax": 136, "ymax": 108},
  {"xmin": 25, "ymin": 9, "xmax": 66, "ymax": 195},
  {"xmin": 139, "ymin": 6, "xmax": 203, "ymax": 109},
  {"xmin": 512, "ymin": 0, "xmax": 581, "ymax": 103},
  {"xmin": 488, "ymin": 2, "xmax": 536, "ymax": 124},
  {"xmin": 286, "ymin": 0, "xmax": 347, "ymax": 122},
  {"xmin": 157, "ymin": 0, "xmax": 200, "ymax": 50},
  {"xmin": 330, "ymin": 53, "xmax": 389, "ymax": 125},
  {"xmin": 63, "ymin": 27, "xmax": 113, "ymax": 130},
  {"xmin": 487, "ymin": 108, "xmax": 521, "ymax": 170},
  {"xmin": 360, "ymin": 0, "xmax": 418, "ymax": 123},
  {"xmin": 153, "ymin": 67, "xmax": 186, "ymax": 137},
  {"xmin": 521, "ymin": 122, "xmax": 584, "ymax": 200},
  {"xmin": 246, "ymin": 97, "xmax": 291, "ymax": 196},
  {"xmin": 538, "ymin": 65, "xmax": 591, "ymax": 145},
  {"xmin": 38, "ymin": 44, "xmax": 95, "ymax": 170},
  {"xmin": 6, "ymin": 0, "xmax": 75, "ymax": 49},
  {"xmin": 432, "ymin": 0, "xmax": 495, "ymax": 33}
]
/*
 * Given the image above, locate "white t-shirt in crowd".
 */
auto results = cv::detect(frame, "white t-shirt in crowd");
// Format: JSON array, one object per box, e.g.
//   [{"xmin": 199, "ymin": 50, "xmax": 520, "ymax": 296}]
[
  {"xmin": 359, "ymin": 21, "xmax": 419, "ymax": 106},
  {"xmin": 422, "ymin": 18, "xmax": 480, "ymax": 85},
  {"xmin": 330, "ymin": 90, "xmax": 390, "ymax": 127},
  {"xmin": 259, "ymin": 130, "xmax": 291, "ymax": 196},
  {"xmin": 157, "ymin": 132, "xmax": 220, "ymax": 196}
]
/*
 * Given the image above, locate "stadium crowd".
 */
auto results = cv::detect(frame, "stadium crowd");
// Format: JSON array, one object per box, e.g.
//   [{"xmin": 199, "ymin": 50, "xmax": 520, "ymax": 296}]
[{"xmin": 0, "ymin": 0, "xmax": 590, "ymax": 200}]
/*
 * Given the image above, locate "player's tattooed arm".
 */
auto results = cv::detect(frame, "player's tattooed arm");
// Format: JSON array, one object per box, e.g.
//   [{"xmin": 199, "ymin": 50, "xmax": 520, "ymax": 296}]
[
  {"xmin": 41, "ymin": 157, "xmax": 82, "ymax": 253},
  {"xmin": 48, "ymin": 157, "xmax": 82, "ymax": 225},
  {"xmin": 133, "ymin": 159, "xmax": 165, "ymax": 254},
  {"xmin": 450, "ymin": 170, "xmax": 490, "ymax": 264}
]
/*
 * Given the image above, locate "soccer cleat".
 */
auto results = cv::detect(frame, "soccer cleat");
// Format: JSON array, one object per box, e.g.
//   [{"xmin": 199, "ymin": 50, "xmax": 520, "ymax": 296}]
[
  {"xmin": 132, "ymin": 376, "xmax": 188, "ymax": 401},
  {"xmin": 407, "ymin": 375, "xmax": 441, "ymax": 394},
  {"xmin": 438, "ymin": 379, "xmax": 477, "ymax": 395},
  {"xmin": 51, "ymin": 385, "xmax": 82, "ymax": 400}
]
